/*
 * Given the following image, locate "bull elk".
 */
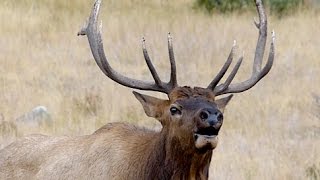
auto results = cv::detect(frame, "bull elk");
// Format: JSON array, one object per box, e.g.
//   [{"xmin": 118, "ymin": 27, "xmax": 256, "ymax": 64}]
[{"xmin": 0, "ymin": 0, "xmax": 275, "ymax": 179}]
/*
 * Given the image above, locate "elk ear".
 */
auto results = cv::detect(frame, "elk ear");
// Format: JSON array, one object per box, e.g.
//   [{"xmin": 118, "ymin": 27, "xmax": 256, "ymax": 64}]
[
  {"xmin": 215, "ymin": 94, "xmax": 233, "ymax": 112},
  {"xmin": 133, "ymin": 91, "xmax": 168, "ymax": 118}
]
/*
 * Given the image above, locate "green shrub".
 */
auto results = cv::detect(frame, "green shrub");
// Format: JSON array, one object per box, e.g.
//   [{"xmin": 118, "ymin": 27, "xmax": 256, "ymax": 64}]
[
  {"xmin": 269, "ymin": 0, "xmax": 303, "ymax": 16},
  {"xmin": 306, "ymin": 163, "xmax": 320, "ymax": 180},
  {"xmin": 194, "ymin": 0, "xmax": 305, "ymax": 16},
  {"xmin": 195, "ymin": 0, "xmax": 253, "ymax": 13}
]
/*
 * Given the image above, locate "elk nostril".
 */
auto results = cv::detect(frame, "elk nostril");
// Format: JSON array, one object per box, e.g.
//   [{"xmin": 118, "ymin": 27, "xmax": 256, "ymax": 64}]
[
  {"xmin": 200, "ymin": 111, "xmax": 209, "ymax": 120},
  {"xmin": 217, "ymin": 113, "xmax": 223, "ymax": 122}
]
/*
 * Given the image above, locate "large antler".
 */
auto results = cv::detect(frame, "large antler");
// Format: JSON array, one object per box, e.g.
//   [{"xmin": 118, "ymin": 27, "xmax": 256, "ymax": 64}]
[
  {"xmin": 78, "ymin": 0, "xmax": 177, "ymax": 94},
  {"xmin": 207, "ymin": 0, "xmax": 275, "ymax": 96}
]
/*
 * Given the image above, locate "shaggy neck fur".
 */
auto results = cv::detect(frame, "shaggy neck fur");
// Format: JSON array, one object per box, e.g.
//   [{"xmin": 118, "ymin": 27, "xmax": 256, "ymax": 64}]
[{"xmin": 144, "ymin": 127, "xmax": 213, "ymax": 180}]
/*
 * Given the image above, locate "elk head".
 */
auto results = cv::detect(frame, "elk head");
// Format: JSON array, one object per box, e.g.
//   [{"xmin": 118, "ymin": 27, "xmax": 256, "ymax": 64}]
[
  {"xmin": 133, "ymin": 86, "xmax": 233, "ymax": 152},
  {"xmin": 78, "ymin": 0, "xmax": 275, "ymax": 152}
]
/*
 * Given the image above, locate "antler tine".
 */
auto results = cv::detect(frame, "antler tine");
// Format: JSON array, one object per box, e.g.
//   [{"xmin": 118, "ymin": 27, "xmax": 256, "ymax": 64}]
[
  {"xmin": 142, "ymin": 38, "xmax": 162, "ymax": 86},
  {"xmin": 253, "ymin": 0, "xmax": 267, "ymax": 74},
  {"xmin": 218, "ymin": 34, "xmax": 274, "ymax": 94},
  {"xmin": 78, "ymin": 0, "xmax": 104, "ymax": 73},
  {"xmin": 207, "ymin": 41, "xmax": 236, "ymax": 90},
  {"xmin": 214, "ymin": 56, "xmax": 243, "ymax": 95},
  {"xmin": 167, "ymin": 33, "xmax": 178, "ymax": 88},
  {"xmin": 78, "ymin": 0, "xmax": 176, "ymax": 94},
  {"xmin": 207, "ymin": 0, "xmax": 275, "ymax": 96},
  {"xmin": 260, "ymin": 30, "xmax": 275, "ymax": 77}
]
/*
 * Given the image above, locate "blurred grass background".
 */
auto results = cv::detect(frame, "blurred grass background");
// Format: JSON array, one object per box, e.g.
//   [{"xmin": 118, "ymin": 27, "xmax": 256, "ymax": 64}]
[{"xmin": 0, "ymin": 0, "xmax": 319, "ymax": 179}]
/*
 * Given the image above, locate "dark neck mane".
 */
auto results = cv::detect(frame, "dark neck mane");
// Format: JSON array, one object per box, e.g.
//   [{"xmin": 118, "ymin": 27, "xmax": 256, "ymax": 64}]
[{"xmin": 144, "ymin": 128, "xmax": 213, "ymax": 180}]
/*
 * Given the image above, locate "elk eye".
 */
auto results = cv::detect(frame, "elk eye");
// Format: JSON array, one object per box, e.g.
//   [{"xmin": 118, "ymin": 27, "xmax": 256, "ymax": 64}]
[{"xmin": 170, "ymin": 107, "xmax": 181, "ymax": 116}]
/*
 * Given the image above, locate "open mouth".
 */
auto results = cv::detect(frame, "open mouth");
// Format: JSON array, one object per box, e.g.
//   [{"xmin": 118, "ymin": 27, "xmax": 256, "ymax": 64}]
[
  {"xmin": 194, "ymin": 126, "xmax": 219, "ymax": 137},
  {"xmin": 194, "ymin": 127, "xmax": 220, "ymax": 151}
]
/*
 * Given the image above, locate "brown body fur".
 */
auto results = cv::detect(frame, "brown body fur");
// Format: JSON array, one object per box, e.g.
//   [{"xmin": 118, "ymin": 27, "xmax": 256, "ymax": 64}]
[
  {"xmin": 0, "ymin": 122, "xmax": 211, "ymax": 180},
  {"xmin": 0, "ymin": 87, "xmax": 225, "ymax": 179},
  {"xmin": 0, "ymin": 0, "xmax": 273, "ymax": 178}
]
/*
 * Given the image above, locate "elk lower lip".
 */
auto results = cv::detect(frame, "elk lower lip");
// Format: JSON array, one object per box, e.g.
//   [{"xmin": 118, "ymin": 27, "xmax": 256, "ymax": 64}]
[{"xmin": 194, "ymin": 133, "xmax": 219, "ymax": 151}]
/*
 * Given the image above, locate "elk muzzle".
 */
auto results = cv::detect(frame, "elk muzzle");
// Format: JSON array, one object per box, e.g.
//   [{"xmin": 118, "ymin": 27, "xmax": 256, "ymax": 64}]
[
  {"xmin": 194, "ymin": 108, "xmax": 223, "ymax": 151},
  {"xmin": 199, "ymin": 109, "xmax": 223, "ymax": 128}
]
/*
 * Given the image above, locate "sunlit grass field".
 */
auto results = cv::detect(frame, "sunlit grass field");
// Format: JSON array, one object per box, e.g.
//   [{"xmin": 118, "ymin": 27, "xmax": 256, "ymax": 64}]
[{"xmin": 0, "ymin": 0, "xmax": 319, "ymax": 179}]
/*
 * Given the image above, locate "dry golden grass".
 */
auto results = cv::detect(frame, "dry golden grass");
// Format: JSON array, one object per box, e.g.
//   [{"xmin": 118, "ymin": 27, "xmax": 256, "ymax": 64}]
[{"xmin": 0, "ymin": 0, "xmax": 319, "ymax": 179}]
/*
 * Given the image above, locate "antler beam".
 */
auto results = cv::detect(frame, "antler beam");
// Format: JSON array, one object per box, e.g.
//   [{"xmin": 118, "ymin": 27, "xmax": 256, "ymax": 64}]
[
  {"xmin": 78, "ymin": 0, "xmax": 178, "ymax": 94},
  {"xmin": 207, "ymin": 0, "xmax": 275, "ymax": 96}
]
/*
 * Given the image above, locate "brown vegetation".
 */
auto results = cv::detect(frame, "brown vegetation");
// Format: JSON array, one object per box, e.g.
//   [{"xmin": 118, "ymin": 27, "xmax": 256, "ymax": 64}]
[{"xmin": 0, "ymin": 0, "xmax": 319, "ymax": 179}]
